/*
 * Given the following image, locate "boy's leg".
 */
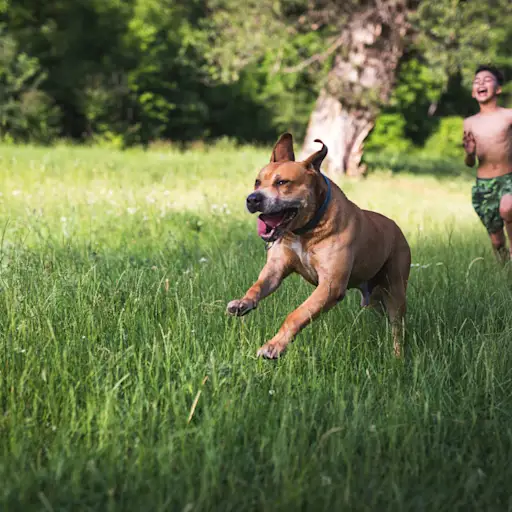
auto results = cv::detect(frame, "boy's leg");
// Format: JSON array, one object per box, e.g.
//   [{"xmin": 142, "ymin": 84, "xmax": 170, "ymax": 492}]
[
  {"xmin": 489, "ymin": 230, "xmax": 509, "ymax": 263},
  {"xmin": 472, "ymin": 179, "xmax": 508, "ymax": 262},
  {"xmin": 499, "ymin": 193, "xmax": 512, "ymax": 259}
]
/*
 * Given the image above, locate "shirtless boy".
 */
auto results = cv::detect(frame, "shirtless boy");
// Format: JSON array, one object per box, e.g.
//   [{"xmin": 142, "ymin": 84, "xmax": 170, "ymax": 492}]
[{"xmin": 463, "ymin": 65, "xmax": 512, "ymax": 263}]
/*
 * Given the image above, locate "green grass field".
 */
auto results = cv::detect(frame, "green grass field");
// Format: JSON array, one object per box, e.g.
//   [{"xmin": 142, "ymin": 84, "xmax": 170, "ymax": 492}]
[{"xmin": 1, "ymin": 144, "xmax": 512, "ymax": 511}]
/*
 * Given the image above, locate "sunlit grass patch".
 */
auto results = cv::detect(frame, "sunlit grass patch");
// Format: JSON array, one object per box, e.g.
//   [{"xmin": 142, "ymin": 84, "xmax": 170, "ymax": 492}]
[{"xmin": 1, "ymin": 144, "xmax": 511, "ymax": 511}]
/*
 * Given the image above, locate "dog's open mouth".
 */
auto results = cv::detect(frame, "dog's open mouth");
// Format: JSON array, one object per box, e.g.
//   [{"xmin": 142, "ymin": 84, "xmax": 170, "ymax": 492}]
[{"xmin": 257, "ymin": 208, "xmax": 298, "ymax": 241}]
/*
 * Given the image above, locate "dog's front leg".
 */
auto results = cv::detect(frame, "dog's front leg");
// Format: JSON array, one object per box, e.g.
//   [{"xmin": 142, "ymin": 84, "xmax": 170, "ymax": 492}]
[
  {"xmin": 227, "ymin": 255, "xmax": 290, "ymax": 317},
  {"xmin": 257, "ymin": 269, "xmax": 350, "ymax": 359}
]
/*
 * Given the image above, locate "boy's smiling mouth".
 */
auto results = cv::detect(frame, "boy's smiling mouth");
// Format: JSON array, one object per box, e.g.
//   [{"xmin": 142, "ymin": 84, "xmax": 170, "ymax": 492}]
[{"xmin": 476, "ymin": 87, "xmax": 491, "ymax": 100}]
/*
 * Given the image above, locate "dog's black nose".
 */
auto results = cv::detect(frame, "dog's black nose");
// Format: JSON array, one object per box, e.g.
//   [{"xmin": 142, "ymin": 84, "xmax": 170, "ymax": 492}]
[{"xmin": 246, "ymin": 192, "xmax": 264, "ymax": 212}]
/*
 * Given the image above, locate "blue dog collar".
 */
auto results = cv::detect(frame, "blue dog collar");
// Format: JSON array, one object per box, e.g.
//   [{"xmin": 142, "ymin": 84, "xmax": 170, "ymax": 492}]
[{"xmin": 292, "ymin": 174, "xmax": 331, "ymax": 236}]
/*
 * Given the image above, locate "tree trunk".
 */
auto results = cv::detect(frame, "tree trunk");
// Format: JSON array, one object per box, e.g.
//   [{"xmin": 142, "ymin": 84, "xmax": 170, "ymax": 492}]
[
  {"xmin": 300, "ymin": 91, "xmax": 375, "ymax": 176},
  {"xmin": 300, "ymin": 2, "xmax": 410, "ymax": 176}
]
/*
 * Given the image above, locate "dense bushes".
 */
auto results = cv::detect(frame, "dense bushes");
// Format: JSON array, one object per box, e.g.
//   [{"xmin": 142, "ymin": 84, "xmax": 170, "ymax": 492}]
[
  {"xmin": 0, "ymin": 0, "xmax": 511, "ymax": 153},
  {"xmin": 0, "ymin": 26, "xmax": 61, "ymax": 143}
]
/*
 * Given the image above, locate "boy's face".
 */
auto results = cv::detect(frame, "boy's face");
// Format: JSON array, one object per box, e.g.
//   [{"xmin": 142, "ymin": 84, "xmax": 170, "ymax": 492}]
[{"xmin": 472, "ymin": 70, "xmax": 502, "ymax": 104}]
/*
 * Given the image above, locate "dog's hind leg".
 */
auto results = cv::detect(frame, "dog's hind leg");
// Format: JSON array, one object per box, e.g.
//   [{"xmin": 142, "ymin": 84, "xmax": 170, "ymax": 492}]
[
  {"xmin": 367, "ymin": 284, "xmax": 386, "ymax": 314},
  {"xmin": 359, "ymin": 280, "xmax": 390, "ymax": 311},
  {"xmin": 373, "ymin": 238, "xmax": 411, "ymax": 357},
  {"xmin": 358, "ymin": 281, "xmax": 371, "ymax": 307},
  {"xmin": 382, "ymin": 287, "xmax": 407, "ymax": 358}
]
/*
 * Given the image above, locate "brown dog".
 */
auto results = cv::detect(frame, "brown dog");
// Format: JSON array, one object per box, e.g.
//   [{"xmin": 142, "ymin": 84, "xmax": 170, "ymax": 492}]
[{"xmin": 227, "ymin": 133, "xmax": 411, "ymax": 358}]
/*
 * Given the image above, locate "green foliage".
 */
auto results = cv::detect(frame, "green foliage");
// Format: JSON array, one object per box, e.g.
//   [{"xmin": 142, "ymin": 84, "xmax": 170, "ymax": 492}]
[
  {"xmin": 364, "ymin": 151, "xmax": 467, "ymax": 178},
  {"xmin": 413, "ymin": 0, "xmax": 512, "ymax": 90},
  {"xmin": 386, "ymin": 58, "xmax": 442, "ymax": 145},
  {"xmin": 365, "ymin": 59, "xmax": 442, "ymax": 152},
  {"xmin": 423, "ymin": 116, "xmax": 465, "ymax": 159},
  {"xmin": 124, "ymin": 0, "xmax": 210, "ymax": 143},
  {"xmin": 0, "ymin": 0, "xmax": 511, "ymax": 150},
  {"xmin": 365, "ymin": 114, "xmax": 413, "ymax": 153},
  {"xmin": 237, "ymin": 29, "xmax": 328, "ymax": 140},
  {"xmin": 0, "ymin": 25, "xmax": 60, "ymax": 143},
  {"xmin": 365, "ymin": 116, "xmax": 466, "ymax": 172}
]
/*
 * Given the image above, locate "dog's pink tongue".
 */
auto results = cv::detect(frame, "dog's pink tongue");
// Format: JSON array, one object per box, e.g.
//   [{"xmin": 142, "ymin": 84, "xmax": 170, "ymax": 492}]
[
  {"xmin": 257, "ymin": 213, "xmax": 286, "ymax": 236},
  {"xmin": 257, "ymin": 218, "xmax": 268, "ymax": 237}
]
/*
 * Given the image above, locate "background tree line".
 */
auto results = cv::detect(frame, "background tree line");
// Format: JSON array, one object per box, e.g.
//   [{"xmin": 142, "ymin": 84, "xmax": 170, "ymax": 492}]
[{"xmin": 1, "ymin": 0, "xmax": 511, "ymax": 172}]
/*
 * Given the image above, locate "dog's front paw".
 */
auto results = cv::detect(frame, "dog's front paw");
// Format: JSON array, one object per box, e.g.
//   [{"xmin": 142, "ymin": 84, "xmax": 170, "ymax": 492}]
[
  {"xmin": 257, "ymin": 340, "xmax": 287, "ymax": 359},
  {"xmin": 227, "ymin": 298, "xmax": 256, "ymax": 317}
]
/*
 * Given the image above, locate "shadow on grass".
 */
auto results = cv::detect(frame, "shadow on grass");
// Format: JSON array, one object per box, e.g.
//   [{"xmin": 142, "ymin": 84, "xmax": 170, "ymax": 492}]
[
  {"xmin": 364, "ymin": 151, "xmax": 474, "ymax": 179},
  {"xmin": 3, "ymin": 214, "xmax": 512, "ymax": 511}
]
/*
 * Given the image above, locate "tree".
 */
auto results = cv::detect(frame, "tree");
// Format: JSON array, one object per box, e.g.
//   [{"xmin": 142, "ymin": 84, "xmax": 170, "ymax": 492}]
[
  {"xmin": 199, "ymin": 0, "xmax": 512, "ymax": 175},
  {"xmin": 298, "ymin": 1, "xmax": 411, "ymax": 175},
  {"xmin": 199, "ymin": 0, "xmax": 413, "ymax": 175},
  {"xmin": 2, "ymin": 0, "xmax": 511, "ymax": 150}
]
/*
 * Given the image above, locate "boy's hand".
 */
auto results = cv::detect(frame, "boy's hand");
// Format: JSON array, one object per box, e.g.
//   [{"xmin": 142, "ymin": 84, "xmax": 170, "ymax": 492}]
[{"xmin": 463, "ymin": 131, "xmax": 476, "ymax": 155}]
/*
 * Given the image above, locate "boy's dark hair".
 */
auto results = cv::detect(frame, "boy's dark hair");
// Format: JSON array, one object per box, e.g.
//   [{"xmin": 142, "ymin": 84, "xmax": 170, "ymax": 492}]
[{"xmin": 475, "ymin": 65, "xmax": 505, "ymax": 85}]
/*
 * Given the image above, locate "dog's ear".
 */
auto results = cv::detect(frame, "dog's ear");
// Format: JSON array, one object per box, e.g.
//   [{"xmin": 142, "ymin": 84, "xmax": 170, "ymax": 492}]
[
  {"xmin": 270, "ymin": 133, "xmax": 295, "ymax": 163},
  {"xmin": 302, "ymin": 139, "xmax": 328, "ymax": 172}
]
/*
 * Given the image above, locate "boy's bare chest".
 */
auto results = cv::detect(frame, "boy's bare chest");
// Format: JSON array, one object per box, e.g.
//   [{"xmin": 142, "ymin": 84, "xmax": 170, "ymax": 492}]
[
  {"xmin": 472, "ymin": 118, "xmax": 511, "ymax": 146},
  {"xmin": 472, "ymin": 119, "xmax": 511, "ymax": 163}
]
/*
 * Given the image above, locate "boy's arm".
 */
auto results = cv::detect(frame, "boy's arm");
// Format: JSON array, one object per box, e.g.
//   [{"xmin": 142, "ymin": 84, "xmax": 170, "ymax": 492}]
[
  {"xmin": 465, "ymin": 148, "xmax": 476, "ymax": 168},
  {"xmin": 463, "ymin": 119, "xmax": 476, "ymax": 168}
]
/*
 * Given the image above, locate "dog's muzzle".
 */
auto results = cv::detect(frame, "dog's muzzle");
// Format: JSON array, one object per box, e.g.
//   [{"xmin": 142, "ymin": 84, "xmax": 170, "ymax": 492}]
[{"xmin": 246, "ymin": 191, "xmax": 300, "ymax": 242}]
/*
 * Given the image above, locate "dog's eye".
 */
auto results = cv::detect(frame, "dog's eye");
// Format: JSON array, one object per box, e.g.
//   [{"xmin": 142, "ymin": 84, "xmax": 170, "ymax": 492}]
[
  {"xmin": 276, "ymin": 179, "xmax": 290, "ymax": 186},
  {"xmin": 254, "ymin": 179, "xmax": 261, "ymax": 188}
]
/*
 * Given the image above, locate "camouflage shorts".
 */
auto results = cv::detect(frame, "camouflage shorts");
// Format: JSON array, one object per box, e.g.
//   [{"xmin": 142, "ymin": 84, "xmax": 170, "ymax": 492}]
[{"xmin": 472, "ymin": 173, "xmax": 512, "ymax": 234}]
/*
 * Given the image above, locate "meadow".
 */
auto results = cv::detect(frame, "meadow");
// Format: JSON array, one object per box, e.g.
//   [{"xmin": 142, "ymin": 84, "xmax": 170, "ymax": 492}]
[{"xmin": 1, "ymin": 143, "xmax": 512, "ymax": 511}]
